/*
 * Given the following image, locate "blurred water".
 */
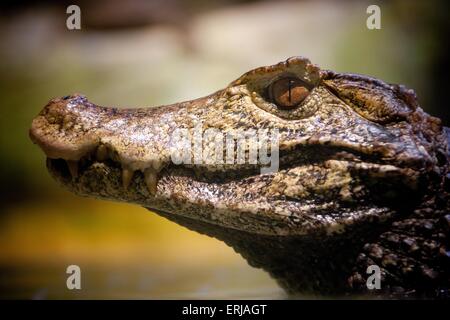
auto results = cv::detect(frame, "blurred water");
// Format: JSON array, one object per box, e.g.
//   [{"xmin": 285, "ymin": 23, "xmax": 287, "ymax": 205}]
[{"xmin": 0, "ymin": 196, "xmax": 284, "ymax": 299}]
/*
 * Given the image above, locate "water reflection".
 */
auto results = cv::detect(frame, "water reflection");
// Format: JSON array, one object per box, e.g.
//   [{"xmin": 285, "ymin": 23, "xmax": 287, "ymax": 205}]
[{"xmin": 0, "ymin": 196, "xmax": 283, "ymax": 299}]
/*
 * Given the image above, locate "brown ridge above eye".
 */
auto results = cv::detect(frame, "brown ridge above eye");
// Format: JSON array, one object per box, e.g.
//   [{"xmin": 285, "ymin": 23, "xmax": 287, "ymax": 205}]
[{"xmin": 269, "ymin": 77, "xmax": 310, "ymax": 109}]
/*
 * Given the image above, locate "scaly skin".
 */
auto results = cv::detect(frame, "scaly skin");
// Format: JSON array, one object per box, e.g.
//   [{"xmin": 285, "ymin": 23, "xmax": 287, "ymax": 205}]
[{"xmin": 29, "ymin": 57, "xmax": 450, "ymax": 298}]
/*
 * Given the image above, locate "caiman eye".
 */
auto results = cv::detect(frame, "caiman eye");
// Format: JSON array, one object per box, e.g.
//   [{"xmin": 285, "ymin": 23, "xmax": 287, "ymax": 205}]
[{"xmin": 269, "ymin": 77, "xmax": 310, "ymax": 109}]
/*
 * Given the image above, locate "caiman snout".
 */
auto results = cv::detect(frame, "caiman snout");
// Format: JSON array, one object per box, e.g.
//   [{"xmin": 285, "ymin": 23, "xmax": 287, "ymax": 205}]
[
  {"xmin": 30, "ymin": 94, "xmax": 182, "ymax": 194},
  {"xmin": 30, "ymin": 94, "xmax": 100, "ymax": 161}
]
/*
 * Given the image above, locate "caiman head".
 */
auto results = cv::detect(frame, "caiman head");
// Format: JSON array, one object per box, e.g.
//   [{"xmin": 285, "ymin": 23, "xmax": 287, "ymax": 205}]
[{"xmin": 30, "ymin": 57, "xmax": 449, "ymax": 296}]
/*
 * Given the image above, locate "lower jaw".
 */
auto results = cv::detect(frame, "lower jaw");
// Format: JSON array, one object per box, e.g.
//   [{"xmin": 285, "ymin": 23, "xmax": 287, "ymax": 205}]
[{"xmin": 46, "ymin": 157, "xmax": 416, "ymax": 236}]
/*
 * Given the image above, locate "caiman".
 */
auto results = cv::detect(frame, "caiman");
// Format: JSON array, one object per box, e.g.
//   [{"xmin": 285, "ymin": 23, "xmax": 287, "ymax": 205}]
[{"xmin": 29, "ymin": 57, "xmax": 450, "ymax": 298}]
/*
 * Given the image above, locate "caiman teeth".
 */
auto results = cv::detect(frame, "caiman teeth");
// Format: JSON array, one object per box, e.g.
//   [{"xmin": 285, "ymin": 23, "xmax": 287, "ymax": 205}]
[
  {"xmin": 152, "ymin": 160, "xmax": 164, "ymax": 171},
  {"xmin": 96, "ymin": 145, "xmax": 108, "ymax": 161},
  {"xmin": 122, "ymin": 167, "xmax": 135, "ymax": 190},
  {"xmin": 144, "ymin": 168, "xmax": 158, "ymax": 196},
  {"xmin": 66, "ymin": 160, "xmax": 79, "ymax": 179}
]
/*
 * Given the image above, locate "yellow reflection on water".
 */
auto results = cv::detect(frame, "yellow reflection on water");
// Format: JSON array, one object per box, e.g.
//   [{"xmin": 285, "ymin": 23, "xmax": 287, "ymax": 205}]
[{"xmin": 0, "ymin": 194, "xmax": 282, "ymax": 299}]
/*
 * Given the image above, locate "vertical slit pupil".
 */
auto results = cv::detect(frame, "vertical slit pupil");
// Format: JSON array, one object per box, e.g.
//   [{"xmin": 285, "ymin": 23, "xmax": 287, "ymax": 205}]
[{"xmin": 288, "ymin": 79, "xmax": 293, "ymax": 103}]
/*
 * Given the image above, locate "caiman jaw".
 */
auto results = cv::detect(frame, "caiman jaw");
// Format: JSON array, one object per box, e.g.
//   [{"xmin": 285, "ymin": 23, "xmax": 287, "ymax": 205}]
[{"xmin": 29, "ymin": 94, "xmax": 185, "ymax": 196}]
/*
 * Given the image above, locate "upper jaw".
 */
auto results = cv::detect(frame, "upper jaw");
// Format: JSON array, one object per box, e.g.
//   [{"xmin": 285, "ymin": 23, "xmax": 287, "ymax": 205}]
[
  {"xmin": 30, "ymin": 94, "xmax": 193, "ymax": 194},
  {"xmin": 29, "ymin": 85, "xmax": 436, "ymax": 176}
]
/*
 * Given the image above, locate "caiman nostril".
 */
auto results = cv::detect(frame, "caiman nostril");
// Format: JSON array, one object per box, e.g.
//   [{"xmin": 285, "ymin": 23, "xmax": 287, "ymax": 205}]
[{"xmin": 30, "ymin": 94, "xmax": 101, "ymax": 161}]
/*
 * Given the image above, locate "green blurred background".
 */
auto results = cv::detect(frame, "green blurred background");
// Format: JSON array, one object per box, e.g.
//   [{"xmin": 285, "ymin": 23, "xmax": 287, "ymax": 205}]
[{"xmin": 0, "ymin": 0, "xmax": 448, "ymax": 299}]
